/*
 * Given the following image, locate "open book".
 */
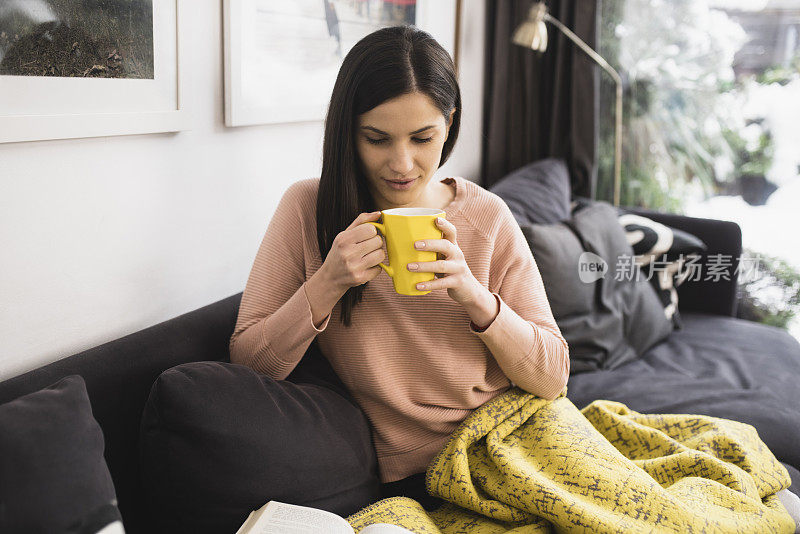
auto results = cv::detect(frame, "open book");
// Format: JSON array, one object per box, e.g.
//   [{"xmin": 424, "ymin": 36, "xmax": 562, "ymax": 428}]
[{"xmin": 235, "ymin": 500, "xmax": 415, "ymax": 534}]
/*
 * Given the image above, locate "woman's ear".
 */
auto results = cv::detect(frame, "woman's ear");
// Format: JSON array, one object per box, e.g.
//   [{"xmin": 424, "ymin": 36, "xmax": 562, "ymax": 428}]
[{"xmin": 444, "ymin": 108, "xmax": 456, "ymax": 141}]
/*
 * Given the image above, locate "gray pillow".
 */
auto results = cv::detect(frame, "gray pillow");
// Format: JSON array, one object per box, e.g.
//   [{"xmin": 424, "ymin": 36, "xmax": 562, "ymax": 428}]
[
  {"xmin": 522, "ymin": 202, "xmax": 673, "ymax": 374},
  {"xmin": 489, "ymin": 158, "xmax": 571, "ymax": 225},
  {"xmin": 0, "ymin": 375, "xmax": 122, "ymax": 534}
]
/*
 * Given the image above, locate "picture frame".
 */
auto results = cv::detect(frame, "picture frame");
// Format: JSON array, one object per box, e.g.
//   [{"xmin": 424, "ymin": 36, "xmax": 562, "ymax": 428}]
[
  {"xmin": 223, "ymin": 0, "xmax": 458, "ymax": 127},
  {"xmin": 0, "ymin": 0, "xmax": 189, "ymax": 145}
]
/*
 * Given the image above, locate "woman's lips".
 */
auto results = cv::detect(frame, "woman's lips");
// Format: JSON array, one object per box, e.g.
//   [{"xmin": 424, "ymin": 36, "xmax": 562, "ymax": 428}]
[{"xmin": 383, "ymin": 177, "xmax": 416, "ymax": 190}]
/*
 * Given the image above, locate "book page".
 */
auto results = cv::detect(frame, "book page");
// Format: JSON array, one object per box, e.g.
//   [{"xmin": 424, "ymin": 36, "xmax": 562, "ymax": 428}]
[
  {"xmin": 236, "ymin": 501, "xmax": 354, "ymax": 534},
  {"xmin": 359, "ymin": 523, "xmax": 416, "ymax": 534}
]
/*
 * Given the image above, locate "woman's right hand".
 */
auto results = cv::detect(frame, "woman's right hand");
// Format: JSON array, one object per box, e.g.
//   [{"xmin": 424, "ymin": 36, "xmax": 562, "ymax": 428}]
[{"xmin": 322, "ymin": 211, "xmax": 386, "ymax": 293}]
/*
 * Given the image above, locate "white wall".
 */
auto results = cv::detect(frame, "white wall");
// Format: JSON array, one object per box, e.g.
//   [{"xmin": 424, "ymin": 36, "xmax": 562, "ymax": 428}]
[{"xmin": 0, "ymin": 2, "xmax": 485, "ymax": 381}]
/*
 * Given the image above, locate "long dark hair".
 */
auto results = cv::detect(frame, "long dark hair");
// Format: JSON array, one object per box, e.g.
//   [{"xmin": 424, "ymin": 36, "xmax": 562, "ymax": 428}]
[{"xmin": 317, "ymin": 25, "xmax": 462, "ymax": 327}]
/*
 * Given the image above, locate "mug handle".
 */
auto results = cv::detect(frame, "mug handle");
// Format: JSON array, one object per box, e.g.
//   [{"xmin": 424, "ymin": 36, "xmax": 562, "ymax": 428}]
[{"xmin": 366, "ymin": 221, "xmax": 394, "ymax": 277}]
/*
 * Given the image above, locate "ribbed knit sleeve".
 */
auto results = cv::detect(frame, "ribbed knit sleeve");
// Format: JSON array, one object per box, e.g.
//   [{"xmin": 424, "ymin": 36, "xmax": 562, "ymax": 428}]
[
  {"xmin": 469, "ymin": 200, "xmax": 570, "ymax": 400},
  {"xmin": 228, "ymin": 182, "xmax": 329, "ymax": 379}
]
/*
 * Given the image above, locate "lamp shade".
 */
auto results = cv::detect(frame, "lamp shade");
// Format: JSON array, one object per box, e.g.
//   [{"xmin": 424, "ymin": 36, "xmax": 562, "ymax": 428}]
[{"xmin": 512, "ymin": 2, "xmax": 548, "ymax": 52}]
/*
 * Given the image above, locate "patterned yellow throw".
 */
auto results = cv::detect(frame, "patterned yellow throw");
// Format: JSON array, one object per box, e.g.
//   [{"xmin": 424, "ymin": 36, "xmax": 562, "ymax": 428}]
[{"xmin": 347, "ymin": 387, "xmax": 796, "ymax": 533}]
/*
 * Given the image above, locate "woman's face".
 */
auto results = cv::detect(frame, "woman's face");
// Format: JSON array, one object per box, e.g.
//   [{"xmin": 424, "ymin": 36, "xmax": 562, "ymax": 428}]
[{"xmin": 356, "ymin": 91, "xmax": 455, "ymax": 210}]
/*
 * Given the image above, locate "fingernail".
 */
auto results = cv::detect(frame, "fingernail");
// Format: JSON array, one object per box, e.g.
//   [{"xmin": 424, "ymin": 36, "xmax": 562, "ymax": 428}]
[
  {"xmin": 407, "ymin": 263, "xmax": 418, "ymax": 270},
  {"xmin": 417, "ymin": 283, "xmax": 426, "ymax": 290},
  {"xmin": 437, "ymin": 217, "xmax": 443, "ymax": 224},
  {"xmin": 415, "ymin": 241, "xmax": 424, "ymax": 249}
]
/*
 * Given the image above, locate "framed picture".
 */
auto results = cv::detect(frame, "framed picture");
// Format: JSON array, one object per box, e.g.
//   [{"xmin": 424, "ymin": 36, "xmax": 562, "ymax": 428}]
[
  {"xmin": 0, "ymin": 0, "xmax": 188, "ymax": 144},
  {"xmin": 223, "ymin": 0, "xmax": 458, "ymax": 127}
]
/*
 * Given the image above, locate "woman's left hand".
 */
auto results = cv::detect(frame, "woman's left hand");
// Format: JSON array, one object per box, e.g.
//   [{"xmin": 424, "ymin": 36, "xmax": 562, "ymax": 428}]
[{"xmin": 406, "ymin": 217, "xmax": 485, "ymax": 306}]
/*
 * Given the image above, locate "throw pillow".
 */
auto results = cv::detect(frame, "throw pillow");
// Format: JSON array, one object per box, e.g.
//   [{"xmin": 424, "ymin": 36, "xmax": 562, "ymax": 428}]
[
  {"xmin": 521, "ymin": 201, "xmax": 674, "ymax": 374},
  {"xmin": 139, "ymin": 361, "xmax": 381, "ymax": 534},
  {"xmin": 617, "ymin": 212, "xmax": 707, "ymax": 329},
  {"xmin": 0, "ymin": 375, "xmax": 122, "ymax": 534},
  {"xmin": 489, "ymin": 158, "xmax": 572, "ymax": 225}
]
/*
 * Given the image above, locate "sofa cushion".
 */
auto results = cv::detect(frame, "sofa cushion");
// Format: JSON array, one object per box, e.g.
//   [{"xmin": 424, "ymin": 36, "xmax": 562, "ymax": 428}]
[
  {"xmin": 0, "ymin": 375, "xmax": 122, "ymax": 533},
  {"xmin": 521, "ymin": 201, "xmax": 673, "ymax": 373},
  {"xmin": 565, "ymin": 311, "xmax": 800, "ymax": 497},
  {"xmin": 617, "ymin": 212, "xmax": 707, "ymax": 329},
  {"xmin": 139, "ymin": 361, "xmax": 381, "ymax": 534},
  {"xmin": 572, "ymin": 198, "xmax": 709, "ymax": 329},
  {"xmin": 489, "ymin": 158, "xmax": 572, "ymax": 225}
]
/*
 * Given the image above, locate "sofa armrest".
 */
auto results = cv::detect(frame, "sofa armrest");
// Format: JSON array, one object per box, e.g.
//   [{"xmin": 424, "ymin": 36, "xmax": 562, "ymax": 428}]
[{"xmin": 621, "ymin": 207, "xmax": 742, "ymax": 317}]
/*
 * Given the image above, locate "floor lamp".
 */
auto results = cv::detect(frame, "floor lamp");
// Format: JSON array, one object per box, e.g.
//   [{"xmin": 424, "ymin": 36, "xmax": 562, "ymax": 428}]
[{"xmin": 512, "ymin": 2, "xmax": 623, "ymax": 206}]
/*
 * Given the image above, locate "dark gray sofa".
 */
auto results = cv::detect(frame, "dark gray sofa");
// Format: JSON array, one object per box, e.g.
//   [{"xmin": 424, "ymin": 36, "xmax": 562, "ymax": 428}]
[
  {"xmin": 1, "ymin": 192, "xmax": 798, "ymax": 533},
  {"xmin": 564, "ymin": 204, "xmax": 800, "ymax": 492}
]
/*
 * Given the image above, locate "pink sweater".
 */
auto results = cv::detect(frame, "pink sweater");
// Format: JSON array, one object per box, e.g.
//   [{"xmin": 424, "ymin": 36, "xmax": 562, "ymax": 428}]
[{"xmin": 229, "ymin": 176, "xmax": 570, "ymax": 483}]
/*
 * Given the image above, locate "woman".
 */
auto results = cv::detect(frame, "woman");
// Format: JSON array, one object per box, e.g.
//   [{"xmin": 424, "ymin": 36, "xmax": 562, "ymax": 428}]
[{"xmin": 229, "ymin": 25, "xmax": 569, "ymax": 511}]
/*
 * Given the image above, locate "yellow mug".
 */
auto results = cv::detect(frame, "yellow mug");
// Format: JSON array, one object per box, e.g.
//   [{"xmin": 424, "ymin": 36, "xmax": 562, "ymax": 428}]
[{"xmin": 367, "ymin": 208, "xmax": 445, "ymax": 295}]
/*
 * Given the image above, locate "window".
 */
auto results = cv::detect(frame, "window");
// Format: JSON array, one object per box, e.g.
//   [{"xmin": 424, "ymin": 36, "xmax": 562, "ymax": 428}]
[{"xmin": 599, "ymin": 0, "xmax": 800, "ymax": 338}]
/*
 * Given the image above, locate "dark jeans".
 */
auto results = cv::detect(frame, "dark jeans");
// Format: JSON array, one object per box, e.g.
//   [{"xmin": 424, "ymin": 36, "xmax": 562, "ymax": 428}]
[
  {"xmin": 380, "ymin": 472, "xmax": 446, "ymax": 512},
  {"xmin": 286, "ymin": 343, "xmax": 446, "ymax": 512}
]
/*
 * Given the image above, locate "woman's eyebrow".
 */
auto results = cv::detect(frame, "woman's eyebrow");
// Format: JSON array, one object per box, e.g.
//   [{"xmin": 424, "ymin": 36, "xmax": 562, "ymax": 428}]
[{"xmin": 360, "ymin": 125, "xmax": 436, "ymax": 136}]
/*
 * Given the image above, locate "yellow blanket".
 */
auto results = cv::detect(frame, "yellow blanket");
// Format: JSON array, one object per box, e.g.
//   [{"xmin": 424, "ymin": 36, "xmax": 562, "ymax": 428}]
[{"xmin": 347, "ymin": 387, "xmax": 796, "ymax": 533}]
